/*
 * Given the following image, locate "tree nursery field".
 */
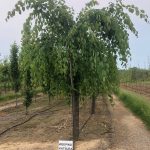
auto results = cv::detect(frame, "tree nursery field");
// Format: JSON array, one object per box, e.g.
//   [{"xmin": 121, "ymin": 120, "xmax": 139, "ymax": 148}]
[
  {"xmin": 0, "ymin": 94, "xmax": 113, "ymax": 150},
  {"xmin": 0, "ymin": 0, "xmax": 150, "ymax": 149},
  {"xmin": 121, "ymin": 82, "xmax": 150, "ymax": 98}
]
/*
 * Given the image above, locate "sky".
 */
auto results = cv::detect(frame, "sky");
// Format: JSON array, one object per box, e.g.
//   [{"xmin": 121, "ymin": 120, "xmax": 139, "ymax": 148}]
[{"xmin": 0, "ymin": 0, "xmax": 150, "ymax": 69}]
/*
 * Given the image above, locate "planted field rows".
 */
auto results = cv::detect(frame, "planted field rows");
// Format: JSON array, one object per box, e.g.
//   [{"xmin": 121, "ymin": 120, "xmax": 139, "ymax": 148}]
[
  {"xmin": 0, "ymin": 95, "xmax": 113, "ymax": 150},
  {"xmin": 121, "ymin": 83, "xmax": 150, "ymax": 98}
]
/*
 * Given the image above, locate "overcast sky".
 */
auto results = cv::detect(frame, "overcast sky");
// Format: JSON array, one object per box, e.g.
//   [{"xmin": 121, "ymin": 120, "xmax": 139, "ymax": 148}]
[{"xmin": 0, "ymin": 0, "xmax": 150, "ymax": 68}]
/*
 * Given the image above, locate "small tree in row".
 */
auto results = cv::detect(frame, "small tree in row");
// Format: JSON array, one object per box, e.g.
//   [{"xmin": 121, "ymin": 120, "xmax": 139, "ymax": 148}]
[
  {"xmin": 10, "ymin": 42, "xmax": 20, "ymax": 107},
  {"xmin": 24, "ymin": 67, "xmax": 33, "ymax": 115}
]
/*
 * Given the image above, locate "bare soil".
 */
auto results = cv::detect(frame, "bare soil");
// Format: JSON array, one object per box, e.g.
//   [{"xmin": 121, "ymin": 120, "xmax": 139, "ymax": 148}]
[
  {"xmin": 0, "ymin": 95, "xmax": 112, "ymax": 150},
  {"xmin": 1, "ymin": 94, "xmax": 150, "ymax": 150}
]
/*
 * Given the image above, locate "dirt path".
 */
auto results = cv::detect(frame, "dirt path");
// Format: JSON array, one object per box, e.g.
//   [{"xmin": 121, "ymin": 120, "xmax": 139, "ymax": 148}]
[{"xmin": 111, "ymin": 97, "xmax": 150, "ymax": 150}]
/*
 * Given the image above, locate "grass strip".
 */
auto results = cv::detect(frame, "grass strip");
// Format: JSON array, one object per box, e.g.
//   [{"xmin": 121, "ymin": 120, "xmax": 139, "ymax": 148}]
[
  {"xmin": 0, "ymin": 87, "xmax": 43, "ymax": 103},
  {"xmin": 117, "ymin": 89, "xmax": 150, "ymax": 129},
  {"xmin": 0, "ymin": 93, "xmax": 21, "ymax": 102}
]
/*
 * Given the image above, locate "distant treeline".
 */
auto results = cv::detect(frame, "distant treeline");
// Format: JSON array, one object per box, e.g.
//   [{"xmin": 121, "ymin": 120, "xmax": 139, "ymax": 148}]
[{"xmin": 119, "ymin": 67, "xmax": 150, "ymax": 83}]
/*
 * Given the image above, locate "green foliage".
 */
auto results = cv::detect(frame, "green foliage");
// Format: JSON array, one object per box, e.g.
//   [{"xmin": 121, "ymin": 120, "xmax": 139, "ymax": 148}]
[
  {"xmin": 7, "ymin": 0, "xmax": 149, "ymax": 98},
  {"xmin": 0, "ymin": 59, "xmax": 11, "ymax": 93},
  {"xmin": 0, "ymin": 93, "xmax": 21, "ymax": 102},
  {"xmin": 10, "ymin": 42, "xmax": 20, "ymax": 93},
  {"xmin": 131, "ymin": 67, "xmax": 150, "ymax": 82},
  {"xmin": 6, "ymin": 0, "xmax": 149, "ymax": 101},
  {"xmin": 119, "ymin": 67, "xmax": 150, "ymax": 82},
  {"xmin": 117, "ymin": 89, "xmax": 150, "ymax": 129},
  {"xmin": 17, "ymin": 1, "xmax": 74, "ymax": 101}
]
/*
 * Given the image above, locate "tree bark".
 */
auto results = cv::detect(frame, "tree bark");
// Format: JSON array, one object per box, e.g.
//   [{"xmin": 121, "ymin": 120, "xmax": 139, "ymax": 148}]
[
  {"xmin": 48, "ymin": 92, "xmax": 50, "ymax": 105},
  {"xmin": 72, "ymin": 90, "xmax": 79, "ymax": 141},
  {"xmin": 91, "ymin": 94, "xmax": 96, "ymax": 115},
  {"xmin": 69, "ymin": 50, "xmax": 80, "ymax": 141},
  {"xmin": 34, "ymin": 93, "xmax": 37, "ymax": 102},
  {"xmin": 15, "ymin": 93, "xmax": 18, "ymax": 107},
  {"xmin": 26, "ymin": 106, "xmax": 28, "ymax": 115},
  {"xmin": 4, "ymin": 83, "xmax": 6, "ymax": 94}
]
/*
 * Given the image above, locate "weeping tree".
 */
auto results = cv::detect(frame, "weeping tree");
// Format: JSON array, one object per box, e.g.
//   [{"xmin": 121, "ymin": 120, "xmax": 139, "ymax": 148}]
[
  {"xmin": 7, "ymin": 0, "xmax": 149, "ymax": 141},
  {"xmin": 18, "ymin": 1, "xmax": 73, "ymax": 105},
  {"xmin": 36, "ymin": 34, "xmax": 56, "ymax": 104},
  {"xmin": 65, "ymin": 0, "xmax": 148, "ymax": 139},
  {"xmin": 70, "ymin": 0, "xmax": 148, "ymax": 115},
  {"xmin": 10, "ymin": 42, "xmax": 20, "ymax": 107}
]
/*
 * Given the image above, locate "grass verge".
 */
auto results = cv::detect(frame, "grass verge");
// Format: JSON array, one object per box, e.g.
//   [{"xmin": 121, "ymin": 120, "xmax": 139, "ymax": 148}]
[
  {"xmin": 0, "ymin": 93, "xmax": 21, "ymax": 103},
  {"xmin": 117, "ymin": 89, "xmax": 150, "ymax": 129},
  {"xmin": 0, "ymin": 87, "xmax": 43, "ymax": 103}
]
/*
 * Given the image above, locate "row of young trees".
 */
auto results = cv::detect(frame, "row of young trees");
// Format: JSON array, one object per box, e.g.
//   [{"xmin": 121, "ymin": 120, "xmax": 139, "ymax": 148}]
[
  {"xmin": 5, "ymin": 0, "xmax": 148, "ymax": 141},
  {"xmin": 0, "ymin": 44, "xmax": 20, "ymax": 97},
  {"xmin": 119, "ymin": 67, "xmax": 150, "ymax": 83},
  {"xmin": 0, "ymin": 43, "xmax": 32, "ymax": 110}
]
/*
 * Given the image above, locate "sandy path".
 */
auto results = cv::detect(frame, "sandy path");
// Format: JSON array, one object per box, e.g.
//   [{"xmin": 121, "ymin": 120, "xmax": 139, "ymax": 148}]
[{"xmin": 111, "ymin": 98, "xmax": 150, "ymax": 150}]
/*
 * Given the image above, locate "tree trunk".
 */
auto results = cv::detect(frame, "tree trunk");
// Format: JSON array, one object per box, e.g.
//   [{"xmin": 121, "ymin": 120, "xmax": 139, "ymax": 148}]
[
  {"xmin": 72, "ymin": 90, "xmax": 79, "ymax": 141},
  {"xmin": 56, "ymin": 87, "xmax": 59, "ymax": 101},
  {"xmin": 26, "ymin": 106, "xmax": 28, "ymax": 115},
  {"xmin": 69, "ymin": 51, "xmax": 80, "ymax": 141},
  {"xmin": 34, "ymin": 93, "xmax": 37, "ymax": 102},
  {"xmin": 91, "ymin": 94, "xmax": 96, "ymax": 115},
  {"xmin": 15, "ymin": 93, "xmax": 18, "ymax": 107},
  {"xmin": 4, "ymin": 83, "xmax": 6, "ymax": 94},
  {"xmin": 48, "ymin": 92, "xmax": 50, "ymax": 105}
]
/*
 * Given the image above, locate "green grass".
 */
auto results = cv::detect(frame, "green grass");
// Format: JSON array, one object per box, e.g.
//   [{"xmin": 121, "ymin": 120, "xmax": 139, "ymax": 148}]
[
  {"xmin": 117, "ymin": 89, "xmax": 150, "ymax": 129},
  {"xmin": 0, "ymin": 93, "xmax": 22, "ymax": 103},
  {"xmin": 0, "ymin": 87, "xmax": 43, "ymax": 103}
]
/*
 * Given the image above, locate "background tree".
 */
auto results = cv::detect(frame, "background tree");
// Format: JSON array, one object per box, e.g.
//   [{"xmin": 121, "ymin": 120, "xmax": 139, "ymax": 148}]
[
  {"xmin": 0, "ymin": 59, "xmax": 11, "ymax": 94},
  {"xmin": 119, "ymin": 67, "xmax": 150, "ymax": 83},
  {"xmin": 10, "ymin": 42, "xmax": 20, "ymax": 107},
  {"xmin": 23, "ymin": 67, "xmax": 33, "ymax": 114}
]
